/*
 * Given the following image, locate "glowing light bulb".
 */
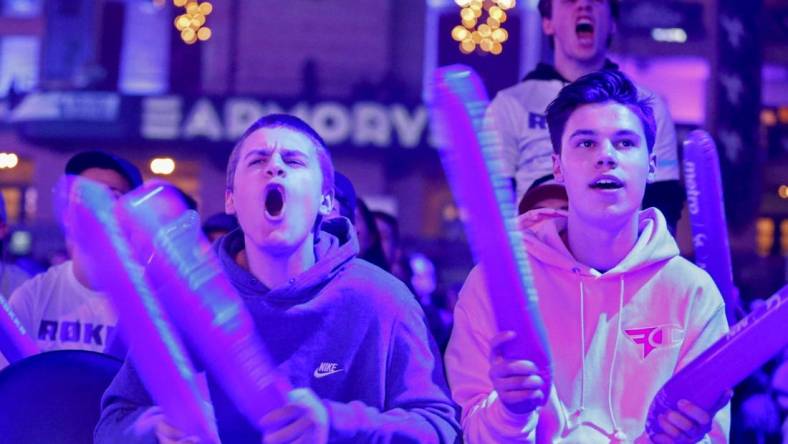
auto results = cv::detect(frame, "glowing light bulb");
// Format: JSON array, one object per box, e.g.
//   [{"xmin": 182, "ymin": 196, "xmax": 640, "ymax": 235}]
[
  {"xmin": 460, "ymin": 39, "xmax": 476, "ymax": 54},
  {"xmin": 182, "ymin": 28, "xmax": 196, "ymax": 42},
  {"xmin": 176, "ymin": 15, "xmax": 190, "ymax": 30},
  {"xmin": 198, "ymin": 2, "xmax": 212, "ymax": 15},
  {"xmin": 491, "ymin": 42, "xmax": 503, "ymax": 54},
  {"xmin": 150, "ymin": 158, "xmax": 176, "ymax": 175},
  {"xmin": 452, "ymin": 25, "xmax": 470, "ymax": 41},
  {"xmin": 492, "ymin": 28, "xmax": 508, "ymax": 42},
  {"xmin": 0, "ymin": 153, "xmax": 19, "ymax": 169},
  {"xmin": 197, "ymin": 27, "xmax": 212, "ymax": 41}
]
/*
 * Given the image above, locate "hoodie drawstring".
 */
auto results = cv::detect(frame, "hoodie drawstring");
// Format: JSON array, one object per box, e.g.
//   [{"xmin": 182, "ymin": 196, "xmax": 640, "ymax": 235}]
[
  {"xmin": 577, "ymin": 278, "xmax": 587, "ymax": 415},
  {"xmin": 609, "ymin": 276, "xmax": 626, "ymax": 441},
  {"xmin": 574, "ymin": 273, "xmax": 628, "ymax": 442}
]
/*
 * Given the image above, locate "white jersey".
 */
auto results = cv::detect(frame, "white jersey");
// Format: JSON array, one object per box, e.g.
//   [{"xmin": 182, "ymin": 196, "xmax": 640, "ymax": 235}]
[
  {"xmin": 487, "ymin": 62, "xmax": 679, "ymax": 204},
  {"xmin": 7, "ymin": 260, "xmax": 116, "ymax": 355}
]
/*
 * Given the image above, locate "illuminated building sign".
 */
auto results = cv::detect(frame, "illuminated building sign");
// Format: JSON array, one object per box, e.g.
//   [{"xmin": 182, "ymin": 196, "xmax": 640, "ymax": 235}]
[{"xmin": 9, "ymin": 92, "xmax": 434, "ymax": 150}]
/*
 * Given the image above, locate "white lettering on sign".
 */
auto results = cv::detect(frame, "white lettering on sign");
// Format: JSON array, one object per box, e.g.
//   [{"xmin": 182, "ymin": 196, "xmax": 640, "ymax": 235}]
[
  {"xmin": 140, "ymin": 97, "xmax": 432, "ymax": 149},
  {"xmin": 183, "ymin": 98, "xmax": 223, "ymax": 141},
  {"xmin": 225, "ymin": 98, "xmax": 266, "ymax": 140},
  {"xmin": 353, "ymin": 102, "xmax": 391, "ymax": 147},
  {"xmin": 311, "ymin": 102, "xmax": 352, "ymax": 145},
  {"xmin": 390, "ymin": 105, "xmax": 428, "ymax": 148},
  {"xmin": 141, "ymin": 96, "xmax": 182, "ymax": 140}
]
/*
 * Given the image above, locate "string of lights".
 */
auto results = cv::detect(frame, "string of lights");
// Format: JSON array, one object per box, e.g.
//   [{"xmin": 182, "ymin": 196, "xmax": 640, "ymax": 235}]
[
  {"xmin": 172, "ymin": 0, "xmax": 213, "ymax": 44},
  {"xmin": 451, "ymin": 0, "xmax": 515, "ymax": 55}
]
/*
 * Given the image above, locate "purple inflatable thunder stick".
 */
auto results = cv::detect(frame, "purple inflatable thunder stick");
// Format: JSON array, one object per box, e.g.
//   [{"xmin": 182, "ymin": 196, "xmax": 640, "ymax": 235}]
[
  {"xmin": 683, "ymin": 130, "xmax": 740, "ymax": 324},
  {"xmin": 63, "ymin": 177, "xmax": 218, "ymax": 442},
  {"xmin": 428, "ymin": 66, "xmax": 552, "ymax": 382},
  {"xmin": 116, "ymin": 184, "xmax": 291, "ymax": 431},
  {"xmin": 0, "ymin": 295, "xmax": 37, "ymax": 364},
  {"xmin": 647, "ymin": 284, "xmax": 788, "ymax": 440}
]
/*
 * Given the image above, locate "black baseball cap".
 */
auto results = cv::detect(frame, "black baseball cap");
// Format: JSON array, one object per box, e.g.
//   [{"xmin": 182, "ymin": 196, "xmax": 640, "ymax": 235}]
[{"xmin": 65, "ymin": 150, "xmax": 143, "ymax": 190}]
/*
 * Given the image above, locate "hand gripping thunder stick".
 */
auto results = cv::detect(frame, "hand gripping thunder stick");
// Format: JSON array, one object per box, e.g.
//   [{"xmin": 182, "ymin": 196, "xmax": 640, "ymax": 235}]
[
  {"xmin": 428, "ymin": 66, "xmax": 552, "ymax": 378},
  {"xmin": 683, "ymin": 130, "xmax": 740, "ymax": 324},
  {"xmin": 64, "ymin": 177, "xmax": 218, "ymax": 443},
  {"xmin": 646, "ymin": 284, "xmax": 788, "ymax": 440},
  {"xmin": 0, "ymin": 296, "xmax": 38, "ymax": 364},
  {"xmin": 116, "ymin": 184, "xmax": 291, "ymax": 432}
]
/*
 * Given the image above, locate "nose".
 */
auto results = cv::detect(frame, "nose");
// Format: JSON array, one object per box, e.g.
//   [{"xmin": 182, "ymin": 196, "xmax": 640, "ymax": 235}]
[
  {"xmin": 266, "ymin": 156, "xmax": 286, "ymax": 177},
  {"xmin": 576, "ymin": 0, "xmax": 593, "ymax": 11},
  {"xmin": 595, "ymin": 141, "xmax": 617, "ymax": 168}
]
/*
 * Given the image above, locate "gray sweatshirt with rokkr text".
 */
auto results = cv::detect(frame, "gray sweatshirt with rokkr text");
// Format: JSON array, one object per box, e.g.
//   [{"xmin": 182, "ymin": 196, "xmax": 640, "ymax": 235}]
[{"xmin": 94, "ymin": 218, "xmax": 460, "ymax": 443}]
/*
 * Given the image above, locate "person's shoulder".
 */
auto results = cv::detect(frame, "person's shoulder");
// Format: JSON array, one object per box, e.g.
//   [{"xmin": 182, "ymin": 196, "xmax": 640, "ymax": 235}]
[
  {"xmin": 493, "ymin": 77, "xmax": 562, "ymax": 107},
  {"xmin": 632, "ymin": 81, "xmax": 670, "ymax": 110},
  {"xmin": 335, "ymin": 259, "xmax": 420, "ymax": 312},
  {"xmin": 651, "ymin": 256, "xmax": 722, "ymax": 300},
  {"xmin": 11, "ymin": 262, "xmax": 69, "ymax": 298}
]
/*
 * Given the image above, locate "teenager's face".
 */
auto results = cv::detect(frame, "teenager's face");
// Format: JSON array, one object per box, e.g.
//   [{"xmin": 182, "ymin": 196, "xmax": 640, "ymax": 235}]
[
  {"xmin": 542, "ymin": 0, "xmax": 615, "ymax": 66},
  {"xmin": 225, "ymin": 126, "xmax": 332, "ymax": 256},
  {"xmin": 80, "ymin": 167, "xmax": 132, "ymax": 198},
  {"xmin": 552, "ymin": 102, "xmax": 655, "ymax": 225}
]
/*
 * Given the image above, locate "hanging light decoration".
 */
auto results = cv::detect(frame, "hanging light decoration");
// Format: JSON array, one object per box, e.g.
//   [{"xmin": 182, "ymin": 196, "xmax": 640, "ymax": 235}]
[
  {"xmin": 172, "ymin": 0, "xmax": 213, "ymax": 45},
  {"xmin": 452, "ymin": 0, "xmax": 514, "ymax": 55}
]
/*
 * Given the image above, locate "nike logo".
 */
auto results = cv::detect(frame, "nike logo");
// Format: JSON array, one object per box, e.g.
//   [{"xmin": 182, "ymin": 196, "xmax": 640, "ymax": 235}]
[{"xmin": 313, "ymin": 362, "xmax": 343, "ymax": 379}]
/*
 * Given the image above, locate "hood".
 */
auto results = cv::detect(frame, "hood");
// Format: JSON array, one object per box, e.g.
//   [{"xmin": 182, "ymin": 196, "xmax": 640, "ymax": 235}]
[
  {"xmin": 519, "ymin": 207, "xmax": 678, "ymax": 277},
  {"xmin": 216, "ymin": 216, "xmax": 359, "ymax": 301},
  {"xmin": 522, "ymin": 59, "xmax": 620, "ymax": 83}
]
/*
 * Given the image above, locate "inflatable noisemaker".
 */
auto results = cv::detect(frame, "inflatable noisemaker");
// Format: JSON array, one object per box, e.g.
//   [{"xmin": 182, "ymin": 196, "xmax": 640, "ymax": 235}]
[
  {"xmin": 62, "ymin": 177, "xmax": 217, "ymax": 442},
  {"xmin": 683, "ymin": 130, "xmax": 740, "ymax": 323},
  {"xmin": 428, "ymin": 65, "xmax": 552, "ymax": 381},
  {"xmin": 0, "ymin": 296, "xmax": 38, "ymax": 364},
  {"xmin": 647, "ymin": 284, "xmax": 788, "ymax": 439},
  {"xmin": 116, "ymin": 183, "xmax": 291, "ymax": 431}
]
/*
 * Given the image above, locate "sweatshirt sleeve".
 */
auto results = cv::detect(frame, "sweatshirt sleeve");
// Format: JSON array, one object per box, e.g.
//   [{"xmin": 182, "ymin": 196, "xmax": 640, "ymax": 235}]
[
  {"xmin": 94, "ymin": 358, "xmax": 158, "ymax": 444},
  {"xmin": 8, "ymin": 278, "xmax": 39, "ymax": 341},
  {"xmin": 646, "ymin": 91, "xmax": 679, "ymax": 182},
  {"xmin": 326, "ymin": 294, "xmax": 461, "ymax": 443},
  {"xmin": 486, "ymin": 93, "xmax": 521, "ymax": 182},
  {"xmin": 444, "ymin": 266, "xmax": 539, "ymax": 443},
  {"xmin": 675, "ymin": 275, "xmax": 731, "ymax": 444}
]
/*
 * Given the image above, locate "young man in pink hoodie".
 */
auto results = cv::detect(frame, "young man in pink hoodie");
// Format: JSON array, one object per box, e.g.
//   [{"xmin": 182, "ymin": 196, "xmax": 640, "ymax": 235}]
[{"xmin": 446, "ymin": 70, "xmax": 730, "ymax": 443}]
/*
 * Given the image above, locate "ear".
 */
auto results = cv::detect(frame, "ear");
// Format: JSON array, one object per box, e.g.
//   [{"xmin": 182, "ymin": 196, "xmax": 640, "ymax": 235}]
[
  {"xmin": 318, "ymin": 190, "xmax": 334, "ymax": 217},
  {"xmin": 552, "ymin": 153, "xmax": 564, "ymax": 183},
  {"xmin": 646, "ymin": 153, "xmax": 657, "ymax": 183},
  {"xmin": 542, "ymin": 16, "xmax": 555, "ymax": 37},
  {"xmin": 224, "ymin": 189, "xmax": 236, "ymax": 215}
]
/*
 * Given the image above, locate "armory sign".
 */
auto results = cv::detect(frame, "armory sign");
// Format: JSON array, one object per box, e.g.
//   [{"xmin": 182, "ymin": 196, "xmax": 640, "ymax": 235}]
[{"xmin": 10, "ymin": 92, "xmax": 435, "ymax": 150}]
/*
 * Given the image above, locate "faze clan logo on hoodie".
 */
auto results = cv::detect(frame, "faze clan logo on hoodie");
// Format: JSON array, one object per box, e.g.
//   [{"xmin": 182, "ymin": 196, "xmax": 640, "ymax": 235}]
[{"xmin": 625, "ymin": 325, "xmax": 685, "ymax": 358}]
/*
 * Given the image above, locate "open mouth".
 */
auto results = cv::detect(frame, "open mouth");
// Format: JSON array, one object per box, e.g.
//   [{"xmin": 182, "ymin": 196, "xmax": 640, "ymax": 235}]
[
  {"xmin": 264, "ymin": 184, "xmax": 285, "ymax": 218},
  {"xmin": 576, "ymin": 19, "xmax": 594, "ymax": 41},
  {"xmin": 589, "ymin": 177, "xmax": 624, "ymax": 190}
]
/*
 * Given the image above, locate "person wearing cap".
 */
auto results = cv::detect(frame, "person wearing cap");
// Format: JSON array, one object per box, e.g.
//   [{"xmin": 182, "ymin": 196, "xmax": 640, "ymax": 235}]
[
  {"xmin": 0, "ymin": 193, "xmax": 32, "ymax": 300},
  {"xmin": 6, "ymin": 150, "xmax": 142, "ymax": 362},
  {"xmin": 328, "ymin": 171, "xmax": 357, "ymax": 223},
  {"xmin": 486, "ymin": 0, "xmax": 684, "ymax": 232}
]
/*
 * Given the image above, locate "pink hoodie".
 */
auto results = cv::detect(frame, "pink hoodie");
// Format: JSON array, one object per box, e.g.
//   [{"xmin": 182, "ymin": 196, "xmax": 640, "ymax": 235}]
[{"xmin": 445, "ymin": 208, "xmax": 730, "ymax": 443}]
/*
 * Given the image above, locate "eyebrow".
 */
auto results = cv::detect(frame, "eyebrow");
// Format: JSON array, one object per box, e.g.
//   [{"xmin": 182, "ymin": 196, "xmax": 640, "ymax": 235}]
[
  {"xmin": 568, "ymin": 129, "xmax": 597, "ymax": 139},
  {"xmin": 567, "ymin": 129, "xmax": 642, "ymax": 139},
  {"xmin": 243, "ymin": 147, "xmax": 309, "ymax": 160}
]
